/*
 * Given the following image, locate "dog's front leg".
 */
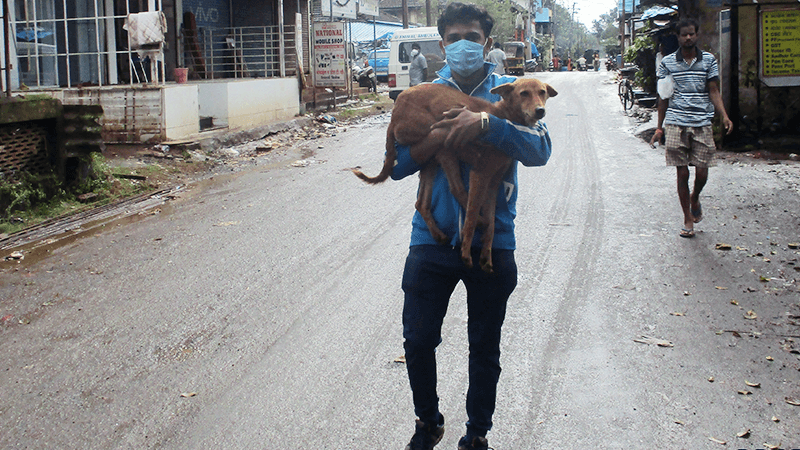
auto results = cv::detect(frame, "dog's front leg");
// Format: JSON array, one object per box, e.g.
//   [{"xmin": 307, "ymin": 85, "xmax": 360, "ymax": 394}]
[{"xmin": 416, "ymin": 163, "xmax": 450, "ymax": 244}]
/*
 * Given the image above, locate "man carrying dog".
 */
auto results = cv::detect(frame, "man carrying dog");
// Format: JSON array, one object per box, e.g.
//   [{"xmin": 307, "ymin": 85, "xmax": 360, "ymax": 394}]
[
  {"xmin": 651, "ymin": 18, "xmax": 733, "ymax": 238},
  {"xmin": 390, "ymin": 3, "xmax": 553, "ymax": 449}
]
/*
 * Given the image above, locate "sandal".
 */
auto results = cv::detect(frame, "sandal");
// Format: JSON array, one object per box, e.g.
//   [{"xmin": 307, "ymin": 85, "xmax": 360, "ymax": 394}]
[
  {"xmin": 691, "ymin": 203, "xmax": 703, "ymax": 223},
  {"xmin": 680, "ymin": 228, "xmax": 695, "ymax": 238}
]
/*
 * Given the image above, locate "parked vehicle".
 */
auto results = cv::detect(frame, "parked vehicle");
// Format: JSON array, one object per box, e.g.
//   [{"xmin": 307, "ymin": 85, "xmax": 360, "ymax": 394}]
[
  {"xmin": 387, "ymin": 27, "xmax": 445, "ymax": 100},
  {"xmin": 352, "ymin": 61, "xmax": 377, "ymax": 92},
  {"xmin": 366, "ymin": 48, "xmax": 389, "ymax": 82},
  {"xmin": 503, "ymin": 41, "xmax": 530, "ymax": 76},
  {"xmin": 525, "ymin": 58, "xmax": 540, "ymax": 72}
]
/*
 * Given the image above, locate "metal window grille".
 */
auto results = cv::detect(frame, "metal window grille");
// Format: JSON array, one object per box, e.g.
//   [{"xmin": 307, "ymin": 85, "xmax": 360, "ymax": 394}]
[
  {"xmin": 10, "ymin": 0, "xmax": 168, "ymax": 89},
  {"xmin": 193, "ymin": 25, "xmax": 297, "ymax": 80}
]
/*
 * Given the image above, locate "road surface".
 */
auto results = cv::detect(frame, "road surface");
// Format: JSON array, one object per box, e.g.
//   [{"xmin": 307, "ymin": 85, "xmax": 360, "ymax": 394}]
[{"xmin": 2, "ymin": 69, "xmax": 799, "ymax": 449}]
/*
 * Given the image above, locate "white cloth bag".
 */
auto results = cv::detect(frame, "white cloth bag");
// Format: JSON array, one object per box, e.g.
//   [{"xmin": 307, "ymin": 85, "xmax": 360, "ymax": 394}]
[{"xmin": 657, "ymin": 74, "xmax": 675, "ymax": 99}]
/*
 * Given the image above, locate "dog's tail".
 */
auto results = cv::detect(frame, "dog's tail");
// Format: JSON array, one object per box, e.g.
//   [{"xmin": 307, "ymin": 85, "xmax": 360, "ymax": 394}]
[{"xmin": 351, "ymin": 126, "xmax": 397, "ymax": 184}]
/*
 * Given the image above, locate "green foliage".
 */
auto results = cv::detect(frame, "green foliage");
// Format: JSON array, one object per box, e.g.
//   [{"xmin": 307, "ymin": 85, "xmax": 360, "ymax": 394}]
[
  {"xmin": 467, "ymin": 0, "xmax": 517, "ymax": 43},
  {"xmin": 601, "ymin": 37, "xmax": 620, "ymax": 56},
  {"xmin": 0, "ymin": 171, "xmax": 62, "ymax": 218},
  {"xmin": 0, "ymin": 153, "xmax": 158, "ymax": 234},
  {"xmin": 592, "ymin": 8, "xmax": 619, "ymax": 40},
  {"xmin": 624, "ymin": 32, "xmax": 656, "ymax": 93}
]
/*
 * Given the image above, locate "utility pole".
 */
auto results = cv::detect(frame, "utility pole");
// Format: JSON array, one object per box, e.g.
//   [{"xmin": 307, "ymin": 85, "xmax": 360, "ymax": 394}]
[
  {"xmin": 426, "ymin": 0, "xmax": 431, "ymax": 26},
  {"xmin": 402, "ymin": 0, "xmax": 409, "ymax": 28},
  {"xmin": 619, "ymin": 0, "xmax": 625, "ymax": 66},
  {"xmin": 571, "ymin": 2, "xmax": 576, "ymax": 58}
]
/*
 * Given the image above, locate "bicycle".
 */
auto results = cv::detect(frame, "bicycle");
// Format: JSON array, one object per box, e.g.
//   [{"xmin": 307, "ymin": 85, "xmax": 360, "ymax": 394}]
[{"xmin": 618, "ymin": 77, "xmax": 634, "ymax": 111}]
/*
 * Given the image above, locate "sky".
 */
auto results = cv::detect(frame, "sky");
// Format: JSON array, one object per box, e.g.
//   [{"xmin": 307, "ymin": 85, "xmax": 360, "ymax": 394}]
[{"xmin": 570, "ymin": 0, "xmax": 618, "ymax": 28}]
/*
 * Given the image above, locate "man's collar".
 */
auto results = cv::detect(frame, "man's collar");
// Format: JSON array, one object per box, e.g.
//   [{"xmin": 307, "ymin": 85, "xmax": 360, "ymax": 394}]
[{"xmin": 676, "ymin": 46, "xmax": 702, "ymax": 63}]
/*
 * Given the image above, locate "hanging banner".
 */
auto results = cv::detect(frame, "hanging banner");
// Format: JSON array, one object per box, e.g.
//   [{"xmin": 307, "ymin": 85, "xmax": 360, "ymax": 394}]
[
  {"xmin": 313, "ymin": 22, "xmax": 347, "ymax": 87},
  {"xmin": 761, "ymin": 9, "xmax": 800, "ymax": 86},
  {"xmin": 321, "ymin": 0, "xmax": 357, "ymax": 20}
]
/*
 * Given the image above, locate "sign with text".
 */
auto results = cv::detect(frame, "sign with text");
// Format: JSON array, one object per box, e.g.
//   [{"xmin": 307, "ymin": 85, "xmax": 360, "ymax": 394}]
[
  {"xmin": 761, "ymin": 9, "xmax": 800, "ymax": 82},
  {"xmin": 313, "ymin": 22, "xmax": 347, "ymax": 87}
]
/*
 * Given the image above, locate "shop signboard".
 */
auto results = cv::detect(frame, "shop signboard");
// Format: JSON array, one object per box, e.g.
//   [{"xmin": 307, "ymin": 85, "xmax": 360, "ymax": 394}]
[
  {"xmin": 313, "ymin": 21, "xmax": 347, "ymax": 87},
  {"xmin": 761, "ymin": 9, "xmax": 800, "ymax": 86}
]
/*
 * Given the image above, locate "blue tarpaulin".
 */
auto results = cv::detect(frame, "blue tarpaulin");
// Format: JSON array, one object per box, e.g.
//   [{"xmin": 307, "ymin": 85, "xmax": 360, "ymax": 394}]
[
  {"xmin": 347, "ymin": 21, "xmax": 405, "ymax": 44},
  {"xmin": 16, "ymin": 27, "xmax": 53, "ymax": 42},
  {"xmin": 534, "ymin": 8, "xmax": 550, "ymax": 23},
  {"xmin": 530, "ymin": 42, "xmax": 540, "ymax": 57}
]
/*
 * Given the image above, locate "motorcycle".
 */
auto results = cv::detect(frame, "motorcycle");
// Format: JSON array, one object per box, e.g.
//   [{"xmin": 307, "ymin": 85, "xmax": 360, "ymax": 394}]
[{"xmin": 352, "ymin": 61, "xmax": 377, "ymax": 93}]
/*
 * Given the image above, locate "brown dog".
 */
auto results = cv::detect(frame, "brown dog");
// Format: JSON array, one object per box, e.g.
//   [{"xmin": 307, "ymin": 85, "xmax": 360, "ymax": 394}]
[{"xmin": 353, "ymin": 78, "xmax": 557, "ymax": 272}]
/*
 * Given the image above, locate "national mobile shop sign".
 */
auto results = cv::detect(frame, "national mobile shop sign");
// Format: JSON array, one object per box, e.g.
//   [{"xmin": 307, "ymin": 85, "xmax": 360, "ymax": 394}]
[{"xmin": 313, "ymin": 22, "xmax": 347, "ymax": 88}]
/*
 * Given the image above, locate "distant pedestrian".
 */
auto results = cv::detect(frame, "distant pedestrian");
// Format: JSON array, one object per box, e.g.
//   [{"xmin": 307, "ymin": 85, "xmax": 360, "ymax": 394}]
[
  {"xmin": 485, "ymin": 42, "xmax": 507, "ymax": 75},
  {"xmin": 650, "ymin": 17, "xmax": 733, "ymax": 238},
  {"xmin": 409, "ymin": 43, "xmax": 428, "ymax": 86},
  {"xmin": 593, "ymin": 53, "xmax": 600, "ymax": 71}
]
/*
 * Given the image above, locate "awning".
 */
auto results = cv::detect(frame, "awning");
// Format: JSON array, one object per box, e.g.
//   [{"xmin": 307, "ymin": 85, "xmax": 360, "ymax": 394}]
[{"xmin": 640, "ymin": 6, "xmax": 677, "ymax": 20}]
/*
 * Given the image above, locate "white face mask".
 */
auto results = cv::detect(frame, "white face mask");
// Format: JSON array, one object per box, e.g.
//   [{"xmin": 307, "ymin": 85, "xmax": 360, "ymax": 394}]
[{"xmin": 411, "ymin": 49, "xmax": 419, "ymax": 57}]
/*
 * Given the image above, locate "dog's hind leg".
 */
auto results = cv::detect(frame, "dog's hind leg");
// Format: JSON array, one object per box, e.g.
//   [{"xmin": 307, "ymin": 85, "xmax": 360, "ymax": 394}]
[{"xmin": 416, "ymin": 163, "xmax": 450, "ymax": 244}]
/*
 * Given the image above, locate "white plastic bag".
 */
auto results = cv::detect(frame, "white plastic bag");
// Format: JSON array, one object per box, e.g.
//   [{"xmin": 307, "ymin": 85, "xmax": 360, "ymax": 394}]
[{"xmin": 657, "ymin": 74, "xmax": 674, "ymax": 99}]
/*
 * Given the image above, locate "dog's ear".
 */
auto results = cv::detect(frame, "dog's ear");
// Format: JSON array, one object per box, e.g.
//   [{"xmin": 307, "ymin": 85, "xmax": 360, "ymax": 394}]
[
  {"xmin": 491, "ymin": 83, "xmax": 515, "ymax": 99},
  {"xmin": 546, "ymin": 84, "xmax": 558, "ymax": 98}
]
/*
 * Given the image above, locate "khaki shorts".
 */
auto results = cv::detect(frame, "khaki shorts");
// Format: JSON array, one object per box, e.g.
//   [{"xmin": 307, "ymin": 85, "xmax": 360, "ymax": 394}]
[{"xmin": 664, "ymin": 124, "xmax": 716, "ymax": 167}]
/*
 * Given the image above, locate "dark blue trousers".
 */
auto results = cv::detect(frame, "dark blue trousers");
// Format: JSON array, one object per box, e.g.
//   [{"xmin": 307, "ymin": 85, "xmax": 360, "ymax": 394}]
[{"xmin": 402, "ymin": 244, "xmax": 517, "ymax": 438}]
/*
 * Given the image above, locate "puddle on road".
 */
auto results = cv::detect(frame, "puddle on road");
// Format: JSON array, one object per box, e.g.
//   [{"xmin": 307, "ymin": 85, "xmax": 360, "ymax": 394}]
[{"xmin": 0, "ymin": 202, "xmax": 170, "ymax": 271}]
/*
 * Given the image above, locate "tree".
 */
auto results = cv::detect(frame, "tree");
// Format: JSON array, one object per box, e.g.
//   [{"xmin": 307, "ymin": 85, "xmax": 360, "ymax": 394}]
[
  {"xmin": 467, "ymin": 0, "xmax": 518, "ymax": 44},
  {"xmin": 592, "ymin": 7, "xmax": 621, "ymax": 56}
]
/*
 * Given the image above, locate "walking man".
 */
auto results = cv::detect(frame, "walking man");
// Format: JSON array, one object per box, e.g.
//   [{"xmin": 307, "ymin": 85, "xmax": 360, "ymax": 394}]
[
  {"xmin": 409, "ymin": 43, "xmax": 428, "ymax": 86},
  {"xmin": 391, "ymin": 3, "xmax": 553, "ymax": 449},
  {"xmin": 651, "ymin": 17, "xmax": 733, "ymax": 238},
  {"xmin": 485, "ymin": 42, "xmax": 507, "ymax": 75}
]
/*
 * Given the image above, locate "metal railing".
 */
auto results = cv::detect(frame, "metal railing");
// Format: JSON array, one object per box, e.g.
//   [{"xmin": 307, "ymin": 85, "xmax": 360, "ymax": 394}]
[{"xmin": 191, "ymin": 25, "xmax": 297, "ymax": 80}]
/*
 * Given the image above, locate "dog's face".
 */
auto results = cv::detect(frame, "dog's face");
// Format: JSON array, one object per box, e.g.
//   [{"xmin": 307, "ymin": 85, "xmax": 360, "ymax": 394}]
[{"xmin": 490, "ymin": 79, "xmax": 558, "ymax": 127}]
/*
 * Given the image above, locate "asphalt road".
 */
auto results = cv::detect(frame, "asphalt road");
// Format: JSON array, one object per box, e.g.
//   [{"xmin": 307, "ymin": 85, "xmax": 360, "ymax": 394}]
[{"xmin": 2, "ymin": 70, "xmax": 799, "ymax": 450}]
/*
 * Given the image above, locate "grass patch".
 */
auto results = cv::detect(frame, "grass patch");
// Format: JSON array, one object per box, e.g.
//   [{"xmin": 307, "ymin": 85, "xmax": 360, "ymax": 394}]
[{"xmin": 0, "ymin": 153, "xmax": 165, "ymax": 235}]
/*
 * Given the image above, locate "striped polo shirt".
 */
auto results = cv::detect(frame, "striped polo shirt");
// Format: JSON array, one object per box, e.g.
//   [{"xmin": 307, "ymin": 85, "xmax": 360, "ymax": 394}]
[{"xmin": 657, "ymin": 48, "xmax": 720, "ymax": 127}]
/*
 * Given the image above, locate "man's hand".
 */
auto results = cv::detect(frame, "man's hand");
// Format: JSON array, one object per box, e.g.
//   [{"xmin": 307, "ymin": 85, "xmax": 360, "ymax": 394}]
[
  {"xmin": 430, "ymin": 107, "xmax": 484, "ymax": 150},
  {"xmin": 722, "ymin": 116, "xmax": 733, "ymax": 135},
  {"xmin": 650, "ymin": 127, "xmax": 664, "ymax": 147}
]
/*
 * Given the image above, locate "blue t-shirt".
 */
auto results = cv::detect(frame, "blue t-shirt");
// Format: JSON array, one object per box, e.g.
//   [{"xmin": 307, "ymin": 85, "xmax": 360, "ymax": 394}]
[
  {"xmin": 657, "ymin": 48, "xmax": 720, "ymax": 127},
  {"xmin": 391, "ymin": 62, "xmax": 552, "ymax": 250}
]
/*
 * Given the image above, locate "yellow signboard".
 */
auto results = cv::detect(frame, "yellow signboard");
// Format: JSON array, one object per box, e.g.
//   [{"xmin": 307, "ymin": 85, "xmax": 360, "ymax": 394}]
[{"xmin": 762, "ymin": 9, "xmax": 800, "ymax": 77}]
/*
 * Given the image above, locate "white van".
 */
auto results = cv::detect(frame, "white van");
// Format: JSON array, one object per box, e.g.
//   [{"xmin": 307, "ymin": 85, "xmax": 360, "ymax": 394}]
[{"xmin": 387, "ymin": 27, "xmax": 446, "ymax": 100}]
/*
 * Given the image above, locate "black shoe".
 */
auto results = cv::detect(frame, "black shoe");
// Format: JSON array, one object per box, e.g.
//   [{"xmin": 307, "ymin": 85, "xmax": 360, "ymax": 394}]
[
  {"xmin": 457, "ymin": 435, "xmax": 492, "ymax": 450},
  {"xmin": 404, "ymin": 415, "xmax": 445, "ymax": 450}
]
